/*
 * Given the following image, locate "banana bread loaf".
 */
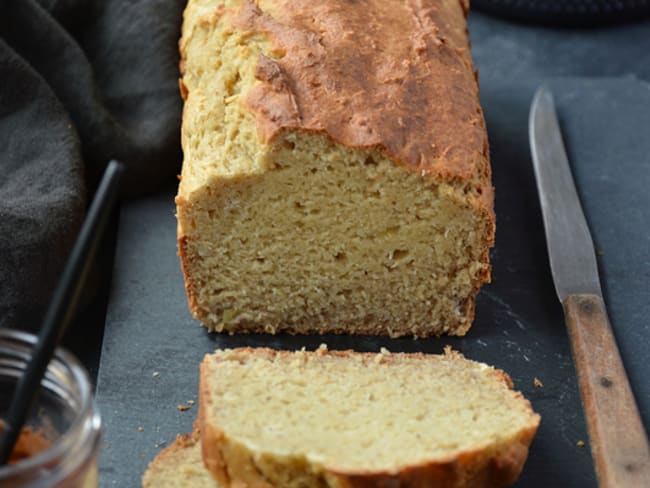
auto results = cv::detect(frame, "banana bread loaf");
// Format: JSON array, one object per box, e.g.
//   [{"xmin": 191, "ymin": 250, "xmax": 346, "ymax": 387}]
[
  {"xmin": 199, "ymin": 346, "xmax": 540, "ymax": 487},
  {"xmin": 177, "ymin": 0, "xmax": 494, "ymax": 336}
]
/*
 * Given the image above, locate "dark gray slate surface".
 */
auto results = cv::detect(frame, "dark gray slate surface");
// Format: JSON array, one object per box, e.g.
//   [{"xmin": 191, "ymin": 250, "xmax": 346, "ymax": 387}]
[{"xmin": 96, "ymin": 12, "xmax": 650, "ymax": 488}]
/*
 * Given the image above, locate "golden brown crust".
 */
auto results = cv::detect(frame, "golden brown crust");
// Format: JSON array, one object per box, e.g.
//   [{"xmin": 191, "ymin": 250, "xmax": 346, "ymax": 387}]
[
  {"xmin": 201, "ymin": 321, "xmax": 472, "ymax": 338},
  {"xmin": 176, "ymin": 226, "xmax": 199, "ymax": 321},
  {"xmin": 326, "ymin": 426, "xmax": 538, "ymax": 488},
  {"xmin": 145, "ymin": 427, "xmax": 538, "ymax": 488},
  {"xmin": 478, "ymin": 180, "xmax": 497, "ymax": 247},
  {"xmin": 205, "ymin": 426, "xmax": 538, "ymax": 488},
  {"xmin": 178, "ymin": 78, "xmax": 189, "ymax": 101},
  {"xmin": 157, "ymin": 430, "xmax": 201, "ymax": 461},
  {"xmin": 142, "ymin": 433, "xmax": 194, "ymax": 486},
  {"xmin": 229, "ymin": 0, "xmax": 489, "ymax": 184},
  {"xmin": 201, "ymin": 423, "xmax": 232, "ymax": 486}
]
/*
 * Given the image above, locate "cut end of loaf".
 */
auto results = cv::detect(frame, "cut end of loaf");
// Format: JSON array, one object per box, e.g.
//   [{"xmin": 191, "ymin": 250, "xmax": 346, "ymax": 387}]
[
  {"xmin": 178, "ymin": 133, "xmax": 494, "ymax": 337},
  {"xmin": 199, "ymin": 346, "xmax": 540, "ymax": 488}
]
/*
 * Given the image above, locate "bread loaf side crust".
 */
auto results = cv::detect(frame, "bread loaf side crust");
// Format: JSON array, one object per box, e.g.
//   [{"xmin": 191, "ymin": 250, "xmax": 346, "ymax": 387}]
[
  {"xmin": 143, "ymin": 427, "xmax": 538, "ymax": 488},
  {"xmin": 199, "ymin": 359, "xmax": 231, "ymax": 486},
  {"xmin": 142, "ymin": 426, "xmax": 221, "ymax": 488},
  {"xmin": 199, "ymin": 348, "xmax": 540, "ymax": 488},
  {"xmin": 326, "ymin": 427, "xmax": 538, "ymax": 488},
  {"xmin": 176, "ymin": 230, "xmax": 199, "ymax": 319},
  {"xmin": 200, "ymin": 430, "xmax": 538, "ymax": 488}
]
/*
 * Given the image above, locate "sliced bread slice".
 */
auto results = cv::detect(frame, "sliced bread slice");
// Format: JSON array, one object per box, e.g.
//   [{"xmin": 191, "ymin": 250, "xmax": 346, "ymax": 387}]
[
  {"xmin": 199, "ymin": 346, "xmax": 540, "ymax": 488},
  {"xmin": 142, "ymin": 429, "xmax": 219, "ymax": 487}
]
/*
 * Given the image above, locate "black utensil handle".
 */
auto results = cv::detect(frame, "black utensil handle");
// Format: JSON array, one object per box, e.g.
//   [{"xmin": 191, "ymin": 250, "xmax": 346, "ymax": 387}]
[
  {"xmin": 473, "ymin": 0, "xmax": 650, "ymax": 26},
  {"xmin": 0, "ymin": 161, "xmax": 124, "ymax": 465}
]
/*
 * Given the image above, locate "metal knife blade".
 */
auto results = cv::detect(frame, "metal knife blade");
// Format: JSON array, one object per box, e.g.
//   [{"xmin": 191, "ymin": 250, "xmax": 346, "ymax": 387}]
[
  {"xmin": 529, "ymin": 86, "xmax": 601, "ymax": 301},
  {"xmin": 529, "ymin": 86, "xmax": 650, "ymax": 487}
]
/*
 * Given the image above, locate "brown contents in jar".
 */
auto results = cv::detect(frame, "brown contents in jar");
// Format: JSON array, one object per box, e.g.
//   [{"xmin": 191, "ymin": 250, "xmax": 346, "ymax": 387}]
[{"xmin": 0, "ymin": 422, "xmax": 50, "ymax": 464}]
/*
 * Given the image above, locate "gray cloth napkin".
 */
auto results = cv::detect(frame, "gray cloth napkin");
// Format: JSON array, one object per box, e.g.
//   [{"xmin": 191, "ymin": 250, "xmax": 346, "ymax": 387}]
[{"xmin": 0, "ymin": 0, "xmax": 185, "ymax": 330}]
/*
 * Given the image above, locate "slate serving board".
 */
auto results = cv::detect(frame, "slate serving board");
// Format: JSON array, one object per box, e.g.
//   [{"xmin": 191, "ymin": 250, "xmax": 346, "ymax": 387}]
[{"xmin": 95, "ymin": 12, "xmax": 650, "ymax": 487}]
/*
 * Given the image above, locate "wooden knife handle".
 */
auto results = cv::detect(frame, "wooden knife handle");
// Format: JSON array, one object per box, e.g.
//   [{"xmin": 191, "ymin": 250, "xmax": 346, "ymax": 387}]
[{"xmin": 564, "ymin": 294, "xmax": 650, "ymax": 487}]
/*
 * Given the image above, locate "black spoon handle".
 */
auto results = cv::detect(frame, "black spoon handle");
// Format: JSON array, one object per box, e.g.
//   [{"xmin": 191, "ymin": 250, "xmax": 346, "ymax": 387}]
[{"xmin": 0, "ymin": 161, "xmax": 124, "ymax": 465}]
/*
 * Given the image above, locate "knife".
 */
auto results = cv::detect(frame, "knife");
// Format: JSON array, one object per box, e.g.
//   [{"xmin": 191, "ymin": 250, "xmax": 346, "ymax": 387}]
[{"xmin": 529, "ymin": 86, "xmax": 650, "ymax": 487}]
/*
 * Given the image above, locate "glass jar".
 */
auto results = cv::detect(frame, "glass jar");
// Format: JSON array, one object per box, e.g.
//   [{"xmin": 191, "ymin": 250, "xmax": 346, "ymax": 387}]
[{"xmin": 0, "ymin": 329, "xmax": 101, "ymax": 487}]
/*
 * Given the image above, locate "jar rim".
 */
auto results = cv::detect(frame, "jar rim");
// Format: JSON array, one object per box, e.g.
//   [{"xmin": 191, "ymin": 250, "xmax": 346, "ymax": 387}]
[{"xmin": 0, "ymin": 328, "xmax": 101, "ymax": 481}]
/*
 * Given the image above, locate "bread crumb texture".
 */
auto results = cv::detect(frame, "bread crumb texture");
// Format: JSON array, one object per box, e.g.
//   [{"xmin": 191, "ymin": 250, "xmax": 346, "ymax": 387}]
[
  {"xmin": 177, "ymin": 0, "xmax": 495, "ymax": 337},
  {"xmin": 199, "ymin": 348, "xmax": 540, "ymax": 487}
]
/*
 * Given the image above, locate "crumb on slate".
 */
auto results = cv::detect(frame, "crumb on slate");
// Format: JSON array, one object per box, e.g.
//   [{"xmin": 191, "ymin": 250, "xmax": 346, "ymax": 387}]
[
  {"xmin": 577, "ymin": 440, "xmax": 585, "ymax": 447},
  {"xmin": 534, "ymin": 377, "xmax": 543, "ymax": 388}
]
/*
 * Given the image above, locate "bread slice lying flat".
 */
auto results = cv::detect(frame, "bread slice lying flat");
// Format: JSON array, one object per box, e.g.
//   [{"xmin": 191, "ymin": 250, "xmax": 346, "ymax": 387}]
[
  {"xmin": 142, "ymin": 429, "xmax": 219, "ymax": 487},
  {"xmin": 199, "ymin": 346, "xmax": 540, "ymax": 488}
]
